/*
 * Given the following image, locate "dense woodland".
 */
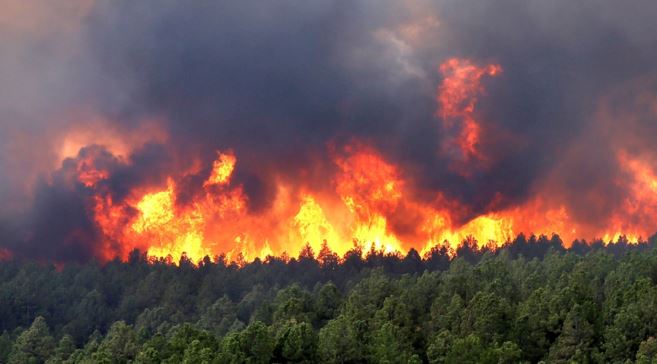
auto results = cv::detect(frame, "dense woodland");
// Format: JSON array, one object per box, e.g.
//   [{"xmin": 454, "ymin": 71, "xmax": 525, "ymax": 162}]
[{"xmin": 2, "ymin": 234, "xmax": 657, "ymax": 363}]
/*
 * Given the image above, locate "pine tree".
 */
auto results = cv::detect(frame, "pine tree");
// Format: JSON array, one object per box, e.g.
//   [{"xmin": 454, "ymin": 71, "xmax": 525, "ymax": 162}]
[{"xmin": 9, "ymin": 316, "xmax": 55, "ymax": 364}]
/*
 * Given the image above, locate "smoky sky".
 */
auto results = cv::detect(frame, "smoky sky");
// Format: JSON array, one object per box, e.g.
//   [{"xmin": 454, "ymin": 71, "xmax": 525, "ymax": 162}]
[{"xmin": 2, "ymin": 0, "xmax": 657, "ymax": 260}]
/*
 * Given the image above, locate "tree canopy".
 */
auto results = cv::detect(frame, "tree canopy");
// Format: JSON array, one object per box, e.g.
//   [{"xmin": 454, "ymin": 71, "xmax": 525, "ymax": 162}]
[{"xmin": 0, "ymin": 234, "xmax": 656, "ymax": 362}]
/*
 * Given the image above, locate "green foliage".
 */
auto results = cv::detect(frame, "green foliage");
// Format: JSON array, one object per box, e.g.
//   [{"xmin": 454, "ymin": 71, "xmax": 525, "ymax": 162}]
[
  {"xmin": 314, "ymin": 282, "xmax": 343, "ymax": 324},
  {"xmin": 547, "ymin": 304, "xmax": 596, "ymax": 363},
  {"xmin": 272, "ymin": 284, "xmax": 314, "ymax": 325},
  {"xmin": 274, "ymin": 320, "xmax": 317, "ymax": 362},
  {"xmin": 0, "ymin": 330, "xmax": 14, "ymax": 363},
  {"xmin": 45, "ymin": 335, "xmax": 75, "ymax": 363},
  {"xmin": 197, "ymin": 296, "xmax": 239, "ymax": 336},
  {"xmin": 2, "ymin": 241, "xmax": 657, "ymax": 362},
  {"xmin": 370, "ymin": 322, "xmax": 416, "ymax": 363},
  {"xmin": 9, "ymin": 316, "xmax": 55, "ymax": 364},
  {"xmin": 317, "ymin": 315, "xmax": 362, "ymax": 363},
  {"xmin": 637, "ymin": 337, "xmax": 657, "ymax": 364},
  {"xmin": 92, "ymin": 321, "xmax": 138, "ymax": 363},
  {"xmin": 219, "ymin": 321, "xmax": 274, "ymax": 363},
  {"xmin": 427, "ymin": 330, "xmax": 453, "ymax": 364},
  {"xmin": 181, "ymin": 339, "xmax": 214, "ymax": 364}
]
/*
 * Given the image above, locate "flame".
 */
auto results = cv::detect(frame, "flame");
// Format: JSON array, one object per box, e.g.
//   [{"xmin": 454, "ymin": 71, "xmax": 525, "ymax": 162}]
[
  {"xmin": 88, "ymin": 146, "xmax": 413, "ymax": 261},
  {"xmin": 603, "ymin": 151, "xmax": 657, "ymax": 242},
  {"xmin": 204, "ymin": 151, "xmax": 236, "ymax": 187},
  {"xmin": 75, "ymin": 155, "xmax": 110, "ymax": 187},
  {"xmin": 437, "ymin": 58, "xmax": 502, "ymax": 171},
  {"xmin": 293, "ymin": 195, "xmax": 342, "ymax": 254},
  {"xmin": 39, "ymin": 59, "xmax": 655, "ymax": 264},
  {"xmin": 82, "ymin": 140, "xmax": 657, "ymax": 264},
  {"xmin": 131, "ymin": 183, "xmax": 176, "ymax": 234}
]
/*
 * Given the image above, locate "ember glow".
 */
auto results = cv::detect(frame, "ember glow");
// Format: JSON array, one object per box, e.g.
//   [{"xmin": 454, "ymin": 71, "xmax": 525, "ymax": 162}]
[{"xmin": 2, "ymin": 1, "xmax": 657, "ymax": 263}]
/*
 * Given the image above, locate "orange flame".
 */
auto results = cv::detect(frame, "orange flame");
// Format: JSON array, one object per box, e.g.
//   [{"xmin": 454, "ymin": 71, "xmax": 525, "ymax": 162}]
[
  {"xmin": 204, "ymin": 151, "xmax": 236, "ymax": 187},
  {"xmin": 604, "ymin": 151, "xmax": 657, "ymax": 242},
  {"xmin": 437, "ymin": 58, "xmax": 502, "ymax": 171},
  {"xmin": 76, "ymin": 156, "xmax": 110, "ymax": 188},
  {"xmin": 82, "ymin": 141, "xmax": 656, "ymax": 264},
  {"xmin": 43, "ymin": 59, "xmax": 650, "ymax": 264}
]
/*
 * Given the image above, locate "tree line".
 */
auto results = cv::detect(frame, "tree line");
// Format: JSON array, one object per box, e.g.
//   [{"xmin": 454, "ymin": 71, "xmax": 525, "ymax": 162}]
[{"xmin": 1, "ymin": 234, "xmax": 657, "ymax": 363}]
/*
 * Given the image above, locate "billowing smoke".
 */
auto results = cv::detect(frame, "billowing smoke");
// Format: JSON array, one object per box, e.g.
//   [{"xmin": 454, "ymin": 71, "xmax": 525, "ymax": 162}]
[{"xmin": 2, "ymin": 0, "xmax": 657, "ymax": 262}]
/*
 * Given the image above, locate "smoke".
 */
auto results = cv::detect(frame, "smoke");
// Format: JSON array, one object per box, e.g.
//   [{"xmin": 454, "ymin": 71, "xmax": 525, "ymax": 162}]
[{"xmin": 2, "ymin": 0, "xmax": 657, "ymax": 261}]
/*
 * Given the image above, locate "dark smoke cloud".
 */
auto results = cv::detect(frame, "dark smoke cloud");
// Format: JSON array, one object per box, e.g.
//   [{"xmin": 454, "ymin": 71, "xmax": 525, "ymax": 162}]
[
  {"xmin": 6, "ymin": 143, "xmax": 178, "ymax": 261},
  {"xmin": 2, "ymin": 0, "xmax": 657, "ymax": 260}
]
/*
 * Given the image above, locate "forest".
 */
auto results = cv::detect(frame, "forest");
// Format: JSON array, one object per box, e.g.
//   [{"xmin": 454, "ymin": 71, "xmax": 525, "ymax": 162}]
[{"xmin": 3, "ymin": 234, "xmax": 657, "ymax": 363}]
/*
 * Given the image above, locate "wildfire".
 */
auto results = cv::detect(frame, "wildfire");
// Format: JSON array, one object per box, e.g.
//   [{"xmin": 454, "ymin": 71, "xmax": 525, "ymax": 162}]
[
  {"xmin": 437, "ymin": 58, "xmax": 502, "ymax": 172},
  {"xmin": 604, "ymin": 151, "xmax": 657, "ymax": 242},
  {"xmin": 78, "ymin": 144, "xmax": 539, "ymax": 263},
  {"xmin": 204, "ymin": 151, "xmax": 236, "ymax": 187},
  {"xmin": 76, "ymin": 156, "xmax": 109, "ymax": 187},
  {"xmin": 293, "ymin": 196, "xmax": 342, "ymax": 254},
  {"xmin": 72, "ymin": 131, "xmax": 657, "ymax": 264},
  {"xmin": 23, "ymin": 58, "xmax": 656, "ymax": 265},
  {"xmin": 47, "ymin": 137, "xmax": 657, "ymax": 264}
]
